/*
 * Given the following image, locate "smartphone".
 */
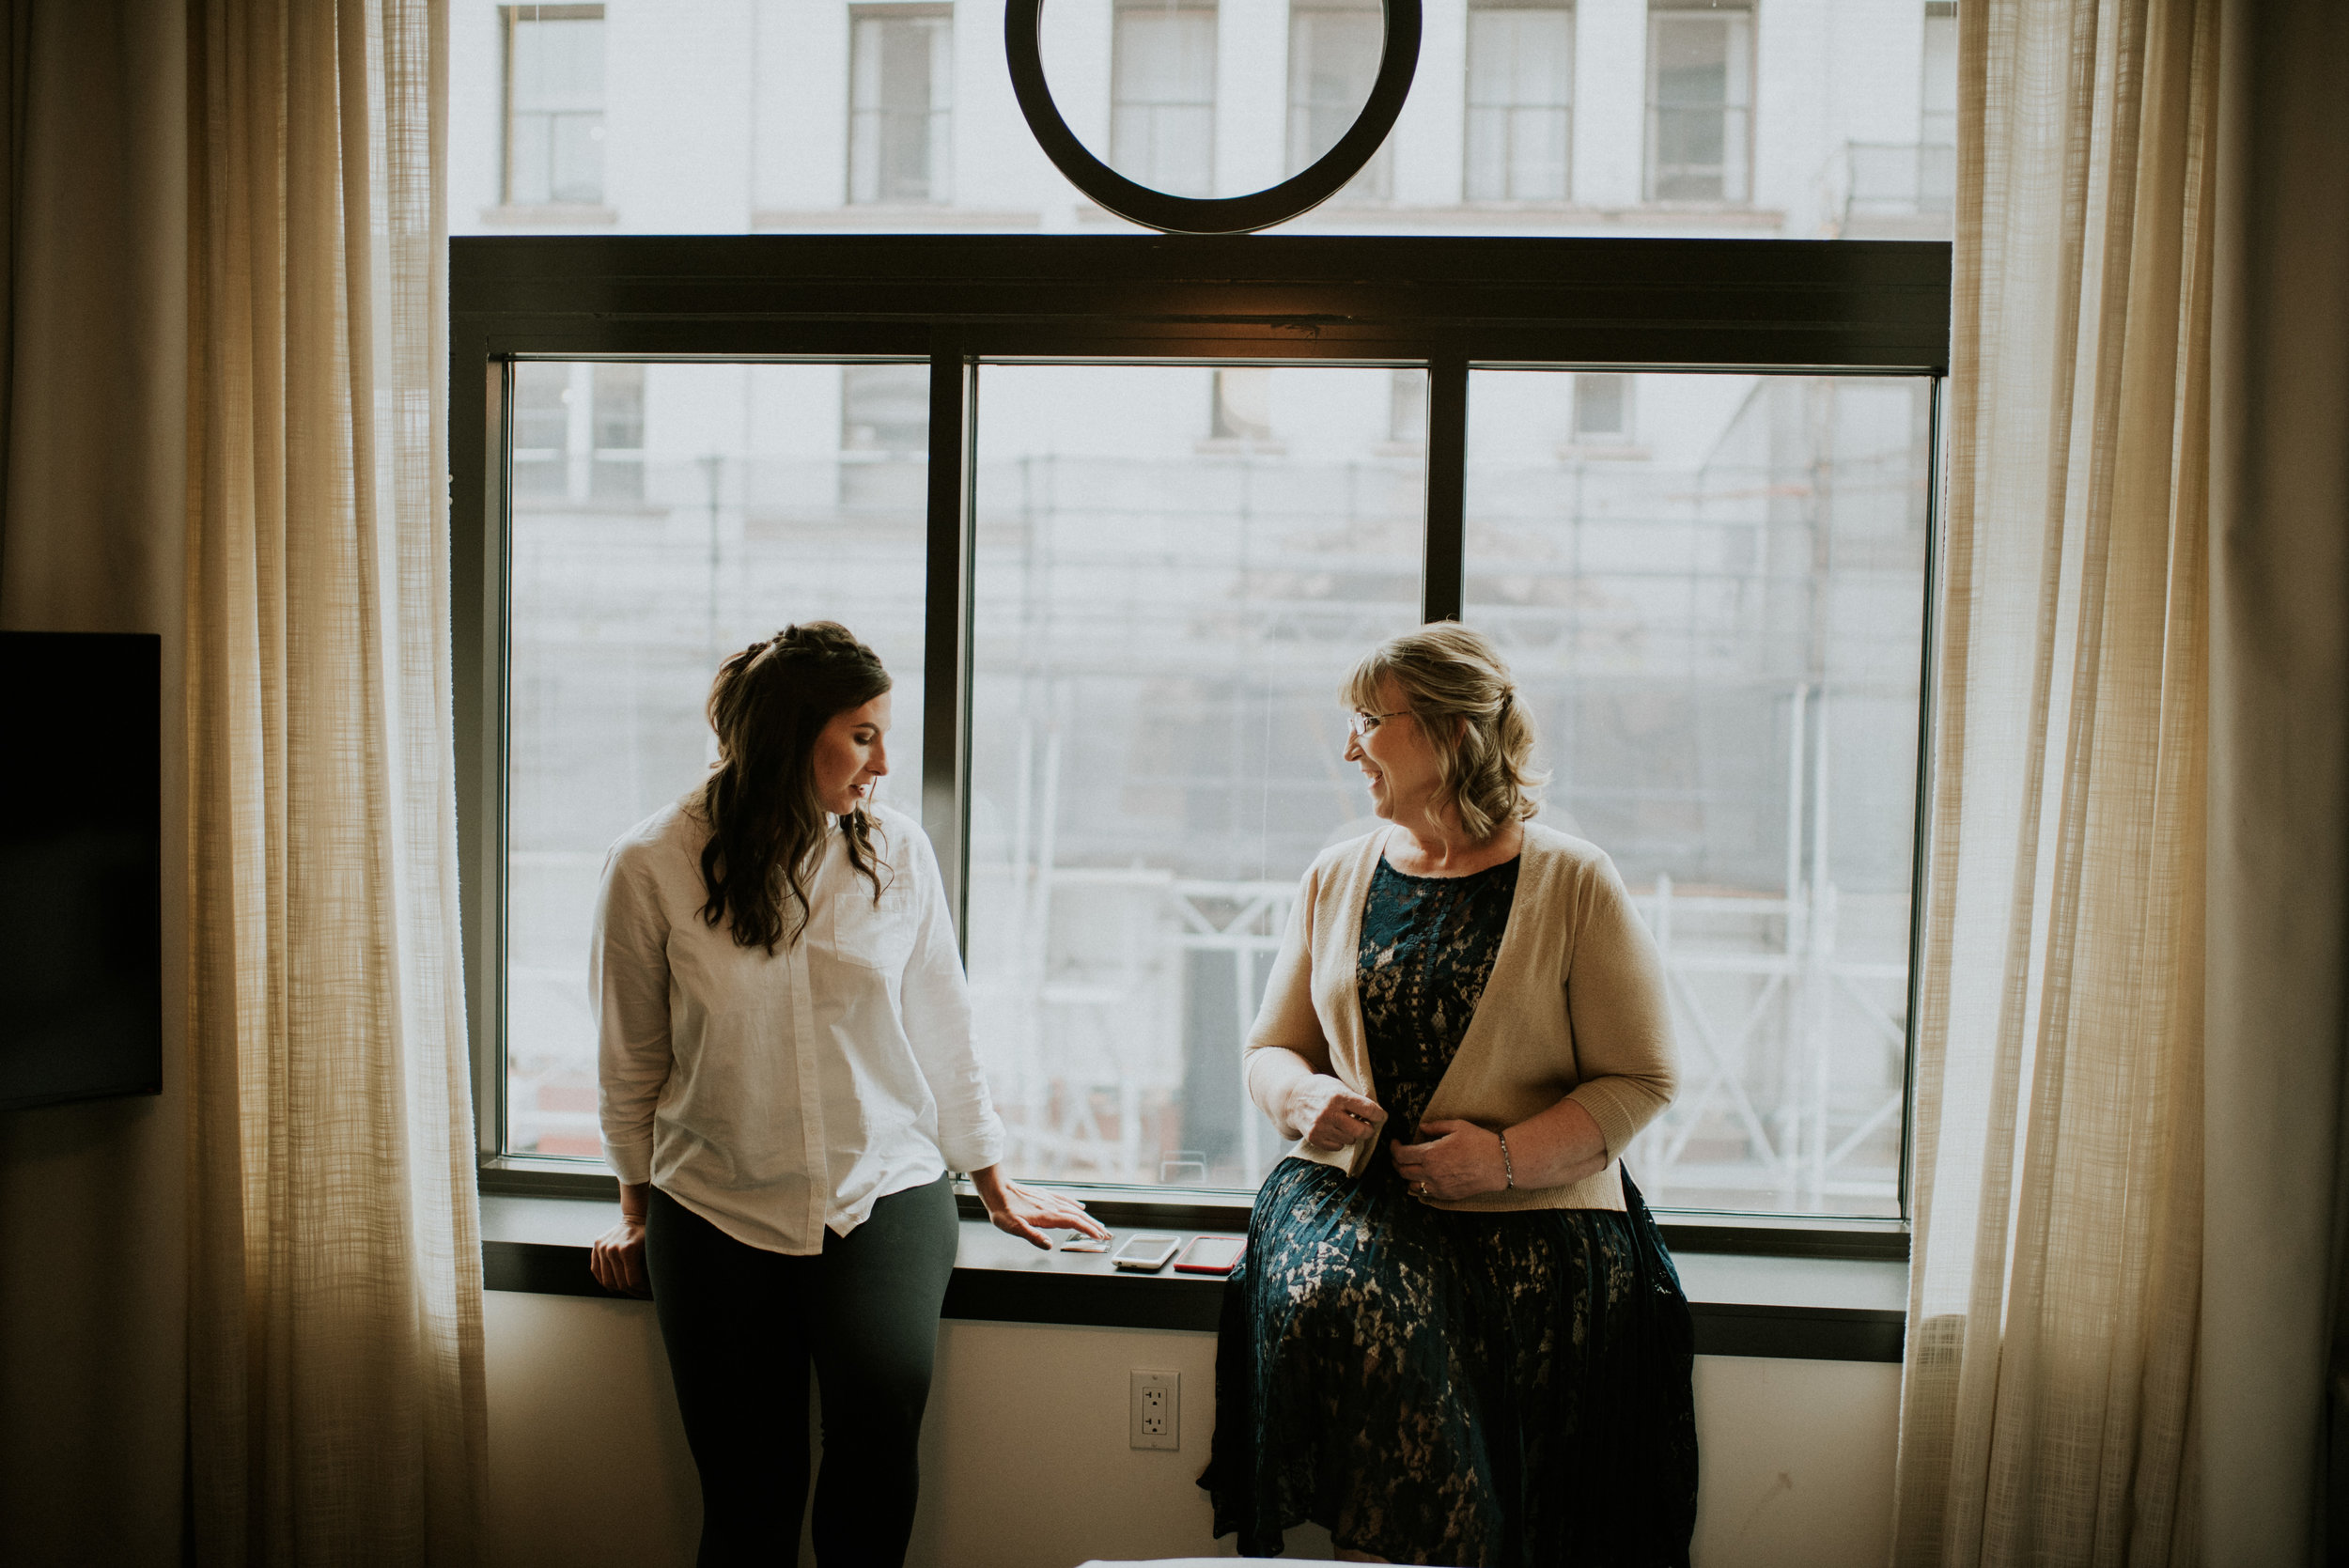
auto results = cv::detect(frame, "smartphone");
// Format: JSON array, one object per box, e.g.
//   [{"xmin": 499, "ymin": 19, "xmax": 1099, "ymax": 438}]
[
  {"xmin": 1112, "ymin": 1234, "xmax": 1182, "ymax": 1272},
  {"xmin": 1174, "ymin": 1235, "xmax": 1245, "ymax": 1275}
]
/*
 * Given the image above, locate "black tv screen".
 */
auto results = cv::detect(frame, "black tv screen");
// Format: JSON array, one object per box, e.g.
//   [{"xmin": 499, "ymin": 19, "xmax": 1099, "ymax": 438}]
[{"xmin": 0, "ymin": 630, "xmax": 162, "ymax": 1110}]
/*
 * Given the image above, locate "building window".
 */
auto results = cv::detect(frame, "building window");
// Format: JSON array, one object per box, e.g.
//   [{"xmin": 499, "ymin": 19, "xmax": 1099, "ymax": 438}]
[
  {"xmin": 509, "ymin": 361, "xmax": 643, "ymax": 505},
  {"xmin": 1210, "ymin": 368, "xmax": 1274, "ymax": 442},
  {"xmin": 511, "ymin": 362, "xmax": 570, "ymax": 497},
  {"xmin": 1645, "ymin": 0, "xmax": 1753, "ymax": 203},
  {"xmin": 1465, "ymin": 1, "xmax": 1574, "ymax": 203},
  {"xmin": 1288, "ymin": 0, "xmax": 1392, "ymax": 202},
  {"xmin": 1112, "ymin": 1, "xmax": 1217, "ymax": 198},
  {"xmin": 504, "ymin": 5, "xmax": 606, "ymax": 207},
  {"xmin": 1919, "ymin": 2, "xmax": 1958, "ymax": 215},
  {"xmin": 1389, "ymin": 368, "xmax": 1428, "ymax": 445},
  {"xmin": 841, "ymin": 363, "xmax": 932, "ymax": 506},
  {"xmin": 590, "ymin": 364, "xmax": 645, "ymax": 502},
  {"xmin": 849, "ymin": 5, "xmax": 954, "ymax": 206},
  {"xmin": 1573, "ymin": 372, "xmax": 1629, "ymax": 441}
]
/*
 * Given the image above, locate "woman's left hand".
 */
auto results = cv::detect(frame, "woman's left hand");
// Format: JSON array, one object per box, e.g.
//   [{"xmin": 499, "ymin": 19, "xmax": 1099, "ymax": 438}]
[
  {"xmin": 1391, "ymin": 1120, "xmax": 1510, "ymax": 1202},
  {"xmin": 971, "ymin": 1165, "xmax": 1113, "ymax": 1249}
]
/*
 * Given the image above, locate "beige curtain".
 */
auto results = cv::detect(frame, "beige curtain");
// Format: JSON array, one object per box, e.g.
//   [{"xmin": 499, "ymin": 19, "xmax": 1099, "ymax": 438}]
[
  {"xmin": 1892, "ymin": 0, "xmax": 2215, "ymax": 1561},
  {"xmin": 2203, "ymin": 0, "xmax": 2349, "ymax": 1561},
  {"xmin": 185, "ymin": 1, "xmax": 485, "ymax": 1562}
]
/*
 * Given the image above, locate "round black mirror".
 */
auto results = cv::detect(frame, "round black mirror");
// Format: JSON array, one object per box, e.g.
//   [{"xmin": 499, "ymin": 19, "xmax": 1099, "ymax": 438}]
[{"xmin": 1004, "ymin": 0, "xmax": 1423, "ymax": 236}]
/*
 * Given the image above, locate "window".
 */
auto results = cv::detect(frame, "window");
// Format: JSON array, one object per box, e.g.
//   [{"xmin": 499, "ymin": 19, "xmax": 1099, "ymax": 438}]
[
  {"xmin": 1572, "ymin": 371, "xmax": 1629, "ymax": 442},
  {"xmin": 1287, "ymin": 0, "xmax": 1392, "ymax": 202},
  {"xmin": 1467, "ymin": 371, "xmax": 1933, "ymax": 1214},
  {"xmin": 1919, "ymin": 2, "xmax": 1958, "ymax": 216},
  {"xmin": 503, "ymin": 5, "xmax": 605, "ymax": 207},
  {"xmin": 1112, "ymin": 0, "xmax": 1217, "ymax": 198},
  {"xmin": 1208, "ymin": 367, "xmax": 1275, "ymax": 443},
  {"xmin": 590, "ymin": 364, "xmax": 645, "ymax": 502},
  {"xmin": 1646, "ymin": 1, "xmax": 1753, "ymax": 203},
  {"xmin": 499, "ymin": 362, "xmax": 931, "ymax": 1158},
  {"xmin": 1390, "ymin": 368, "xmax": 1428, "ymax": 446},
  {"xmin": 841, "ymin": 363, "xmax": 931, "ymax": 506},
  {"xmin": 507, "ymin": 362, "xmax": 644, "ymax": 505},
  {"xmin": 849, "ymin": 6, "xmax": 955, "ymax": 206},
  {"xmin": 457, "ymin": 240, "xmax": 1948, "ymax": 1234},
  {"xmin": 1465, "ymin": 1, "xmax": 1574, "ymax": 203},
  {"xmin": 511, "ymin": 362, "xmax": 570, "ymax": 497}
]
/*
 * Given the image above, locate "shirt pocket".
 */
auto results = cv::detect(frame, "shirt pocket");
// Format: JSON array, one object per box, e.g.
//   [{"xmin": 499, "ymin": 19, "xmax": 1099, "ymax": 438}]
[{"xmin": 830, "ymin": 878, "xmax": 918, "ymax": 973}]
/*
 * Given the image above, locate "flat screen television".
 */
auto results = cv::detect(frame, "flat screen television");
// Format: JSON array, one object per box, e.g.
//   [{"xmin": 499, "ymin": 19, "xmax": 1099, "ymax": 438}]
[{"xmin": 0, "ymin": 630, "xmax": 162, "ymax": 1110}]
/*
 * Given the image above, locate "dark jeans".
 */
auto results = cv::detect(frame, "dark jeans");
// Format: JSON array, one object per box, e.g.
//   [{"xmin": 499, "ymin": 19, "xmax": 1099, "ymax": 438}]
[{"xmin": 644, "ymin": 1177, "xmax": 959, "ymax": 1568}]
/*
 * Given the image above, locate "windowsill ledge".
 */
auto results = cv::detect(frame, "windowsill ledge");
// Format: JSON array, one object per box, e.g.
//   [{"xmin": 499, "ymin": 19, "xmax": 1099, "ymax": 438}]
[
  {"xmin": 481, "ymin": 1193, "xmax": 1906, "ymax": 1362},
  {"xmin": 754, "ymin": 207, "xmax": 1044, "ymax": 233},
  {"xmin": 480, "ymin": 202, "xmax": 620, "ymax": 226}
]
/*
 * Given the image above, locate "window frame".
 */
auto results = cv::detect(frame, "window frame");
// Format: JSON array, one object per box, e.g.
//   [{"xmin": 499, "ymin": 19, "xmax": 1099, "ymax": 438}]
[{"xmin": 452, "ymin": 233, "xmax": 1950, "ymax": 1259}]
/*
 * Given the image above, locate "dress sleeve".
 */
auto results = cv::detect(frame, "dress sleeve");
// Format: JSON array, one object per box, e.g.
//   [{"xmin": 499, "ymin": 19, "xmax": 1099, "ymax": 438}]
[
  {"xmin": 896, "ymin": 826, "xmax": 1006, "ymax": 1174},
  {"xmin": 1561, "ymin": 856, "xmax": 1680, "ymax": 1160},
  {"xmin": 1241, "ymin": 860, "xmax": 1332, "ymax": 1119},
  {"xmin": 593, "ymin": 841, "xmax": 674, "ymax": 1186}
]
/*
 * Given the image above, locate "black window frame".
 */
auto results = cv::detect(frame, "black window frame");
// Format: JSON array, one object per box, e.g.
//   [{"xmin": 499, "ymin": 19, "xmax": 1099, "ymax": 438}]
[{"xmin": 453, "ymin": 233, "xmax": 1950, "ymax": 1261}]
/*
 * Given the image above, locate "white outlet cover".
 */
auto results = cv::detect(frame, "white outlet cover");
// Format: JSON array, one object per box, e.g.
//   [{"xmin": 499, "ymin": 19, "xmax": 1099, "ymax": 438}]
[{"xmin": 1130, "ymin": 1369, "xmax": 1180, "ymax": 1451}]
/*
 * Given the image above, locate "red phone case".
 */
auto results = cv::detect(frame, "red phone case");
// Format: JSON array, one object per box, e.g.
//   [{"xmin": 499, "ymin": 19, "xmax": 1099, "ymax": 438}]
[{"xmin": 1174, "ymin": 1235, "xmax": 1245, "ymax": 1274}]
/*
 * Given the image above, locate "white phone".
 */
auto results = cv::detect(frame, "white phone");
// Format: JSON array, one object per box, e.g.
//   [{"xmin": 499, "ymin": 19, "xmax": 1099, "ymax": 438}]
[{"xmin": 1112, "ymin": 1233, "xmax": 1181, "ymax": 1272}]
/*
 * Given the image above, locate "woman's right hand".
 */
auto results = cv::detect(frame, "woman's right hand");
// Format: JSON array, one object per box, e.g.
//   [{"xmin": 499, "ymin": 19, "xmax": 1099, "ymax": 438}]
[
  {"xmin": 1283, "ymin": 1074, "xmax": 1387, "ymax": 1152},
  {"xmin": 589, "ymin": 1205, "xmax": 650, "ymax": 1296}
]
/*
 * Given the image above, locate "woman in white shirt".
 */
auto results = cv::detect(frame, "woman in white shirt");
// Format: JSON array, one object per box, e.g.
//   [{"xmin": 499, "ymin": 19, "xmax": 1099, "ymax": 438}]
[{"xmin": 586, "ymin": 620, "xmax": 1104, "ymax": 1567}]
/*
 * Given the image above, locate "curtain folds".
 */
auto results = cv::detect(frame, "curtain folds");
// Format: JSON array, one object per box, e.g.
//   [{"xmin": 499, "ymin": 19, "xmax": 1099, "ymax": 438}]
[
  {"xmin": 185, "ymin": 1, "xmax": 482, "ymax": 1561},
  {"xmin": 1893, "ymin": 0, "xmax": 2216, "ymax": 1561}
]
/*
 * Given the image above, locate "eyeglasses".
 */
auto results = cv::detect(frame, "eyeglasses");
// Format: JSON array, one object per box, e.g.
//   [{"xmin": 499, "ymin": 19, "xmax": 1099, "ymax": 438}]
[{"xmin": 1346, "ymin": 708, "xmax": 1413, "ymax": 739}]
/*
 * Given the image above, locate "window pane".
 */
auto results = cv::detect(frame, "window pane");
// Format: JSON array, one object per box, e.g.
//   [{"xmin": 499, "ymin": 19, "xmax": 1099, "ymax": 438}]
[
  {"xmin": 1464, "ymin": 369, "xmax": 1931, "ymax": 1218},
  {"xmin": 968, "ymin": 365, "xmax": 1424, "ymax": 1188},
  {"xmin": 504, "ymin": 362, "xmax": 929, "ymax": 1157}
]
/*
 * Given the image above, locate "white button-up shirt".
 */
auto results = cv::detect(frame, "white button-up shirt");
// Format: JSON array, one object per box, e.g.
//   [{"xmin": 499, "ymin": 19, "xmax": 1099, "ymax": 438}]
[{"xmin": 593, "ymin": 797, "xmax": 1004, "ymax": 1254}]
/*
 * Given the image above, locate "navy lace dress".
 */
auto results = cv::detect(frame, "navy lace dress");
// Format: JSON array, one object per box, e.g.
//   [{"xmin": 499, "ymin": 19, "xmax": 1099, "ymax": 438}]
[{"xmin": 1201, "ymin": 853, "xmax": 1699, "ymax": 1566}]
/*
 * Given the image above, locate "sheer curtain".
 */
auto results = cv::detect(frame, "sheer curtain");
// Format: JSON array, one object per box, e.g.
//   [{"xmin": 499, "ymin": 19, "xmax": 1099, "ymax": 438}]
[
  {"xmin": 1892, "ymin": 0, "xmax": 2215, "ymax": 1560},
  {"xmin": 185, "ymin": 1, "xmax": 484, "ymax": 1561}
]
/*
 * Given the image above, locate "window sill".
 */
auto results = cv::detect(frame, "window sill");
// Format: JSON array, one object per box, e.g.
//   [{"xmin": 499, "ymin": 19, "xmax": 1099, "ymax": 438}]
[
  {"xmin": 481, "ymin": 1193, "xmax": 1906, "ymax": 1363},
  {"xmin": 480, "ymin": 202, "xmax": 619, "ymax": 226},
  {"xmin": 754, "ymin": 207, "xmax": 1043, "ymax": 233}
]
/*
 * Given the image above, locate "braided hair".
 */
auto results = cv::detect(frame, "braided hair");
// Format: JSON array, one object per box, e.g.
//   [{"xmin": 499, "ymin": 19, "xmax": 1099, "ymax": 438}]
[{"xmin": 696, "ymin": 621, "xmax": 893, "ymax": 953}]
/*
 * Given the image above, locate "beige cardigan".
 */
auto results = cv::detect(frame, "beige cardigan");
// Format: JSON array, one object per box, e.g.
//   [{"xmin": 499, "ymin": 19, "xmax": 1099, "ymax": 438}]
[{"xmin": 1242, "ymin": 823, "xmax": 1678, "ymax": 1212}]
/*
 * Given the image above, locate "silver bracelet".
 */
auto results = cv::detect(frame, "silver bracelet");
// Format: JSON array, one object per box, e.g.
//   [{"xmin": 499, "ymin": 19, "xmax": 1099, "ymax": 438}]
[{"xmin": 1498, "ymin": 1128, "xmax": 1516, "ymax": 1190}]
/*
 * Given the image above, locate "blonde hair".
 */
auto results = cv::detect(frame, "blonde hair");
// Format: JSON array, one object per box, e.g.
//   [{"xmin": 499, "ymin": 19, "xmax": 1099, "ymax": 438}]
[{"xmin": 1343, "ymin": 622, "xmax": 1546, "ymax": 842}]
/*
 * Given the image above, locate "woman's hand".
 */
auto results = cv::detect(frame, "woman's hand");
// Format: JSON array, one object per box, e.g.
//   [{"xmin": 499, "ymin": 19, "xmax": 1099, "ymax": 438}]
[
  {"xmin": 1283, "ymin": 1074, "xmax": 1389, "ymax": 1152},
  {"xmin": 970, "ymin": 1165, "xmax": 1113, "ymax": 1250},
  {"xmin": 1390, "ymin": 1119, "xmax": 1510, "ymax": 1202},
  {"xmin": 589, "ymin": 1188, "xmax": 652, "ymax": 1296}
]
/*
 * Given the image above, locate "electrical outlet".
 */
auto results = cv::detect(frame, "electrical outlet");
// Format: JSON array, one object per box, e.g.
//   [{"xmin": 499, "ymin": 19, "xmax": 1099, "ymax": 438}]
[{"xmin": 1130, "ymin": 1369, "xmax": 1179, "ymax": 1450}]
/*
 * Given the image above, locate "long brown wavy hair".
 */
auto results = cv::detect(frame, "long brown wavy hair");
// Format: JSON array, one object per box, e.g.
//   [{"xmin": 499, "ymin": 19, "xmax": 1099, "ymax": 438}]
[{"xmin": 697, "ymin": 621, "xmax": 893, "ymax": 953}]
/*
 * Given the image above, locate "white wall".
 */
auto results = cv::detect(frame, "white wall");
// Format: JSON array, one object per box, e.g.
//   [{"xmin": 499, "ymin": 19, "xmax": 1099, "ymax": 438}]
[{"xmin": 486, "ymin": 1293, "xmax": 1897, "ymax": 1568}]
